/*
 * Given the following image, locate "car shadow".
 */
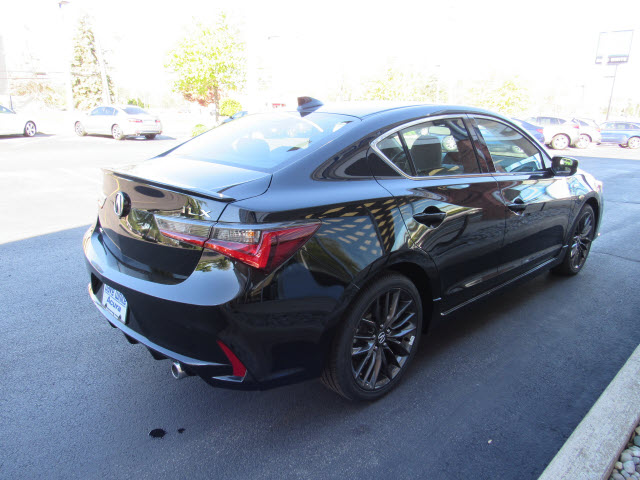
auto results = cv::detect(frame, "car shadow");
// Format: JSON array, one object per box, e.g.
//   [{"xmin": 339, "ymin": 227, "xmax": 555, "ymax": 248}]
[{"xmin": 0, "ymin": 132, "xmax": 55, "ymax": 139}]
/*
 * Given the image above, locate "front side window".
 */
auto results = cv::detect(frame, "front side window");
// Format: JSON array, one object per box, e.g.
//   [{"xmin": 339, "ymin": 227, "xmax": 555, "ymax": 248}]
[
  {"xmin": 399, "ymin": 118, "xmax": 480, "ymax": 176},
  {"xmin": 474, "ymin": 118, "xmax": 545, "ymax": 173},
  {"xmin": 90, "ymin": 107, "xmax": 103, "ymax": 116},
  {"xmin": 104, "ymin": 107, "xmax": 115, "ymax": 115}
]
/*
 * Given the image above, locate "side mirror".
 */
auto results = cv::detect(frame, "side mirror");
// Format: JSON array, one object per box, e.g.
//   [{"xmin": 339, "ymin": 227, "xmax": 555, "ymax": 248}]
[{"xmin": 551, "ymin": 156, "xmax": 578, "ymax": 176}]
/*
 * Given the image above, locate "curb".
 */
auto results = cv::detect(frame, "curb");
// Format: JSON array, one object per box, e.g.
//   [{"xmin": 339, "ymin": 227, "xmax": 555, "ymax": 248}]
[{"xmin": 539, "ymin": 344, "xmax": 640, "ymax": 480}]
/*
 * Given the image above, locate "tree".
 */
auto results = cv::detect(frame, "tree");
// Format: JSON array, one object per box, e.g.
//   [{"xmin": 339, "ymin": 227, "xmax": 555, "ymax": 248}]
[
  {"xmin": 468, "ymin": 78, "xmax": 531, "ymax": 115},
  {"xmin": 166, "ymin": 14, "xmax": 245, "ymax": 121},
  {"xmin": 70, "ymin": 16, "xmax": 114, "ymax": 110},
  {"xmin": 360, "ymin": 69, "xmax": 447, "ymax": 103}
]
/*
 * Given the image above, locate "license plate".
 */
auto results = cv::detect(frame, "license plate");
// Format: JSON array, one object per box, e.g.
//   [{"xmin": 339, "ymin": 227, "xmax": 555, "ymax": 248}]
[{"xmin": 102, "ymin": 284, "xmax": 128, "ymax": 324}]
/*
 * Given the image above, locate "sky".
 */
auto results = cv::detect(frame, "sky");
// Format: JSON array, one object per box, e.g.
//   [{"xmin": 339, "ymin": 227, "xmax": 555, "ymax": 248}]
[{"xmin": 2, "ymin": 0, "xmax": 640, "ymax": 118}]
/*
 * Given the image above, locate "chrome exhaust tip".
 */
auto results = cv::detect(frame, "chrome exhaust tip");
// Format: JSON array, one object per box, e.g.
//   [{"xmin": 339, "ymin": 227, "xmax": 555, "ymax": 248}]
[{"xmin": 171, "ymin": 361, "xmax": 188, "ymax": 380}]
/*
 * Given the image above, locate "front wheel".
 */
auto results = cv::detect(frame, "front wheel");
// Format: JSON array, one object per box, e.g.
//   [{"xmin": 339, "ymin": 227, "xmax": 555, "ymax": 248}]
[
  {"xmin": 550, "ymin": 134, "xmax": 570, "ymax": 150},
  {"xmin": 321, "ymin": 273, "xmax": 422, "ymax": 401},
  {"xmin": 111, "ymin": 124, "xmax": 124, "ymax": 140},
  {"xmin": 552, "ymin": 205, "xmax": 595, "ymax": 276},
  {"xmin": 575, "ymin": 134, "xmax": 591, "ymax": 149},
  {"xmin": 627, "ymin": 137, "xmax": 640, "ymax": 149},
  {"xmin": 144, "ymin": 134, "xmax": 157, "ymax": 140},
  {"xmin": 23, "ymin": 121, "xmax": 36, "ymax": 137}
]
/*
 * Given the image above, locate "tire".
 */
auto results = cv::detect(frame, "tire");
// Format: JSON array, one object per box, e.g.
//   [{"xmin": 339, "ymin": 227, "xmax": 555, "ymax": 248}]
[
  {"xmin": 575, "ymin": 134, "xmax": 591, "ymax": 149},
  {"xmin": 74, "ymin": 122, "xmax": 87, "ymax": 136},
  {"xmin": 552, "ymin": 205, "xmax": 595, "ymax": 276},
  {"xmin": 144, "ymin": 134, "xmax": 157, "ymax": 140},
  {"xmin": 111, "ymin": 124, "xmax": 124, "ymax": 140},
  {"xmin": 627, "ymin": 137, "xmax": 640, "ymax": 149},
  {"xmin": 23, "ymin": 121, "xmax": 36, "ymax": 137},
  {"xmin": 321, "ymin": 273, "xmax": 423, "ymax": 401},
  {"xmin": 550, "ymin": 134, "xmax": 570, "ymax": 150}
]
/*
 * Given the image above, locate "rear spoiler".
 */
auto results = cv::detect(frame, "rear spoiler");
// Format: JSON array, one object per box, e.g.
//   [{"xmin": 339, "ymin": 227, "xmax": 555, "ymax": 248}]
[{"xmin": 106, "ymin": 169, "xmax": 236, "ymax": 203}]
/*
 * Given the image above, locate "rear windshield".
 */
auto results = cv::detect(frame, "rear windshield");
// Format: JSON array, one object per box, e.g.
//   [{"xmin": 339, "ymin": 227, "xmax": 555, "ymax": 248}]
[
  {"xmin": 123, "ymin": 106, "xmax": 147, "ymax": 115},
  {"xmin": 168, "ymin": 112, "xmax": 359, "ymax": 171}
]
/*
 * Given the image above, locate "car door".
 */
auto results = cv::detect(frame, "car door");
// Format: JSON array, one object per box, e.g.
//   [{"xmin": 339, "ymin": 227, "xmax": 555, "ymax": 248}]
[
  {"xmin": 370, "ymin": 115, "xmax": 506, "ymax": 312},
  {"xmin": 85, "ymin": 107, "xmax": 104, "ymax": 133},
  {"xmin": 101, "ymin": 107, "xmax": 116, "ymax": 134},
  {"xmin": 469, "ymin": 116, "xmax": 573, "ymax": 278},
  {"xmin": 0, "ymin": 105, "xmax": 11, "ymax": 134}
]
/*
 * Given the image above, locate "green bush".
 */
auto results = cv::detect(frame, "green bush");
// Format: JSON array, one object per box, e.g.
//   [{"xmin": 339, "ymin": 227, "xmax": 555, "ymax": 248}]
[
  {"xmin": 220, "ymin": 98, "xmax": 242, "ymax": 117},
  {"xmin": 127, "ymin": 98, "xmax": 145, "ymax": 107},
  {"xmin": 192, "ymin": 124, "xmax": 211, "ymax": 137}
]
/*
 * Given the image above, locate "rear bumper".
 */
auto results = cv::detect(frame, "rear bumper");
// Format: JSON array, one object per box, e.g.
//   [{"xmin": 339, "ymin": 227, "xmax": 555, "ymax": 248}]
[
  {"xmin": 122, "ymin": 124, "xmax": 162, "ymax": 136},
  {"xmin": 83, "ymin": 223, "xmax": 345, "ymax": 390}
]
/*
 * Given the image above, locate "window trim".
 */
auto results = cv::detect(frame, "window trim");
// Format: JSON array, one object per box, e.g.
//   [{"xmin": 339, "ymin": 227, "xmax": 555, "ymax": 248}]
[
  {"xmin": 469, "ymin": 114, "xmax": 551, "ymax": 175},
  {"xmin": 370, "ymin": 114, "xmax": 488, "ymax": 180}
]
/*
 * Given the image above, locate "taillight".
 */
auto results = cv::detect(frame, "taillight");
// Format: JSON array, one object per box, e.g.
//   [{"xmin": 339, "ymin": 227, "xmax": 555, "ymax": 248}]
[
  {"xmin": 536, "ymin": 128, "xmax": 543, "ymax": 134},
  {"xmin": 205, "ymin": 223, "xmax": 320, "ymax": 271},
  {"xmin": 155, "ymin": 215, "xmax": 320, "ymax": 272},
  {"xmin": 573, "ymin": 124, "xmax": 579, "ymax": 129},
  {"xmin": 128, "ymin": 118, "xmax": 143, "ymax": 123},
  {"xmin": 155, "ymin": 119, "xmax": 161, "ymax": 124}
]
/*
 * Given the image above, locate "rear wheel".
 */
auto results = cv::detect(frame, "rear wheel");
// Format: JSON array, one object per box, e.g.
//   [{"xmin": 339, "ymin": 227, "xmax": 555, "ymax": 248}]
[
  {"xmin": 144, "ymin": 134, "xmax": 157, "ymax": 140},
  {"xmin": 23, "ymin": 121, "xmax": 36, "ymax": 137},
  {"xmin": 552, "ymin": 205, "xmax": 595, "ymax": 276},
  {"xmin": 74, "ymin": 122, "xmax": 87, "ymax": 136},
  {"xmin": 321, "ymin": 273, "xmax": 422, "ymax": 401},
  {"xmin": 112, "ymin": 124, "xmax": 124, "ymax": 140},
  {"xmin": 575, "ymin": 134, "xmax": 591, "ymax": 149},
  {"xmin": 550, "ymin": 134, "xmax": 570, "ymax": 150},
  {"xmin": 627, "ymin": 137, "xmax": 640, "ymax": 149}
]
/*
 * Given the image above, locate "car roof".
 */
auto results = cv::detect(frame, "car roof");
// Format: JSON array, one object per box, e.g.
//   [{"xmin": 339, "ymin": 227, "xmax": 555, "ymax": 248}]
[{"xmin": 291, "ymin": 101, "xmax": 504, "ymax": 120}]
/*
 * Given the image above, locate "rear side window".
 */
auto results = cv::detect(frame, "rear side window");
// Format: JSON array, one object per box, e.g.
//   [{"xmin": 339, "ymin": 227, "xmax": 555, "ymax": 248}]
[
  {"xmin": 474, "ymin": 118, "xmax": 545, "ymax": 173},
  {"xmin": 168, "ymin": 112, "xmax": 358, "ymax": 171},
  {"xmin": 123, "ymin": 106, "xmax": 147, "ymax": 115},
  {"xmin": 377, "ymin": 134, "xmax": 411, "ymax": 175}
]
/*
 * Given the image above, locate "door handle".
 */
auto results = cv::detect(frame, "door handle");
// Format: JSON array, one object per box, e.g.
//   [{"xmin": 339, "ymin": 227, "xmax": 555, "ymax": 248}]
[{"xmin": 413, "ymin": 211, "xmax": 446, "ymax": 227}]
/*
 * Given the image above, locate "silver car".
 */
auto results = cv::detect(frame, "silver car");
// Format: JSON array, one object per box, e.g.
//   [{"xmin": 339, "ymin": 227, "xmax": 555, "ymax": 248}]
[
  {"xmin": 74, "ymin": 105, "xmax": 162, "ymax": 140},
  {"xmin": 525, "ymin": 116, "xmax": 580, "ymax": 150}
]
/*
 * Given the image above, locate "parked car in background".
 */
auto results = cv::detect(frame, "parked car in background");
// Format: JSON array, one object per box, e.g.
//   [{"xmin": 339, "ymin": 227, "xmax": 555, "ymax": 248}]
[
  {"xmin": 525, "ymin": 116, "xmax": 580, "ymax": 150},
  {"xmin": 221, "ymin": 110, "xmax": 248, "ymax": 124},
  {"xmin": 572, "ymin": 118, "xmax": 602, "ymax": 149},
  {"xmin": 512, "ymin": 118, "xmax": 545, "ymax": 144},
  {"xmin": 599, "ymin": 121, "xmax": 640, "ymax": 149},
  {"xmin": 0, "ymin": 104, "xmax": 37, "ymax": 137},
  {"xmin": 75, "ymin": 105, "xmax": 162, "ymax": 140},
  {"xmin": 84, "ymin": 98, "xmax": 603, "ymax": 401}
]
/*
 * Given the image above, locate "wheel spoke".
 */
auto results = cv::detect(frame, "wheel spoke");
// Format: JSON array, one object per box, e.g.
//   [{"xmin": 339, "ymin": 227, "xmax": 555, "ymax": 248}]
[
  {"xmin": 352, "ymin": 343, "xmax": 374, "ymax": 356},
  {"xmin": 362, "ymin": 350, "xmax": 377, "ymax": 386},
  {"xmin": 387, "ymin": 299, "xmax": 412, "ymax": 329},
  {"xmin": 390, "ymin": 311, "xmax": 415, "ymax": 331},
  {"xmin": 387, "ymin": 338, "xmax": 411, "ymax": 356},
  {"xmin": 389, "ymin": 324, "xmax": 417, "ymax": 339},
  {"xmin": 368, "ymin": 349, "xmax": 383, "ymax": 387},
  {"xmin": 355, "ymin": 348, "xmax": 374, "ymax": 378}
]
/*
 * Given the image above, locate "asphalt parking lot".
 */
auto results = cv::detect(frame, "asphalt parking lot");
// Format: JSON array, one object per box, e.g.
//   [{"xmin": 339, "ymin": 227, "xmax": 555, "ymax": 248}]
[{"xmin": 1, "ymin": 134, "xmax": 639, "ymax": 479}]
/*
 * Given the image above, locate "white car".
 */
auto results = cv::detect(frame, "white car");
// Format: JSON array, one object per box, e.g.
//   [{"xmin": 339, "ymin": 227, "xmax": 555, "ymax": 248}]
[
  {"xmin": 0, "ymin": 105, "xmax": 37, "ymax": 137},
  {"xmin": 74, "ymin": 105, "xmax": 162, "ymax": 140}
]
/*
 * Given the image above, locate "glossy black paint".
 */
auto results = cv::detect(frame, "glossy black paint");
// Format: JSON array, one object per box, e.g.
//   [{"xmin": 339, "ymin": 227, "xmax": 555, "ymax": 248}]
[{"xmin": 83, "ymin": 103, "xmax": 604, "ymax": 391}]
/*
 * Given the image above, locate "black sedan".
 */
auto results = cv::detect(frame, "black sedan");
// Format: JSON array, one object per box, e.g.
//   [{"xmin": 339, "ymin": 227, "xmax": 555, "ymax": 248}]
[{"xmin": 83, "ymin": 98, "xmax": 603, "ymax": 401}]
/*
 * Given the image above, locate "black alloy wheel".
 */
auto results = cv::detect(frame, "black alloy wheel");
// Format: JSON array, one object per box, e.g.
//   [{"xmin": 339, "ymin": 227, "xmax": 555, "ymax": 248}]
[
  {"xmin": 321, "ymin": 273, "xmax": 422, "ymax": 401},
  {"xmin": 553, "ymin": 205, "xmax": 595, "ymax": 275}
]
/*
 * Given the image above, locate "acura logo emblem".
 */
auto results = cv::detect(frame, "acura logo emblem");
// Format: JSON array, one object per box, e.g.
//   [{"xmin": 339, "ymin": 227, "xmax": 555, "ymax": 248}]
[
  {"xmin": 377, "ymin": 332, "xmax": 386, "ymax": 344},
  {"xmin": 114, "ymin": 192, "xmax": 130, "ymax": 218}
]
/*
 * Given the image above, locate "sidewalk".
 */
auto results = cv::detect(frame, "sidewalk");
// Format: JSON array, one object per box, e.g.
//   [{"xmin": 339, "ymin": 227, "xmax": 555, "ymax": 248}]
[{"xmin": 539, "ymin": 344, "xmax": 640, "ymax": 480}]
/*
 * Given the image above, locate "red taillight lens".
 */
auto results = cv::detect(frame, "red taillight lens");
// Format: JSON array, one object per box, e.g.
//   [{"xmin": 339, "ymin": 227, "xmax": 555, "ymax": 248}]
[
  {"xmin": 155, "ymin": 215, "xmax": 320, "ymax": 272},
  {"xmin": 536, "ymin": 128, "xmax": 543, "ymax": 134},
  {"xmin": 204, "ymin": 223, "xmax": 320, "ymax": 271},
  {"xmin": 573, "ymin": 124, "xmax": 579, "ymax": 129},
  {"xmin": 128, "ymin": 118, "xmax": 143, "ymax": 123},
  {"xmin": 155, "ymin": 119, "xmax": 161, "ymax": 124}
]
